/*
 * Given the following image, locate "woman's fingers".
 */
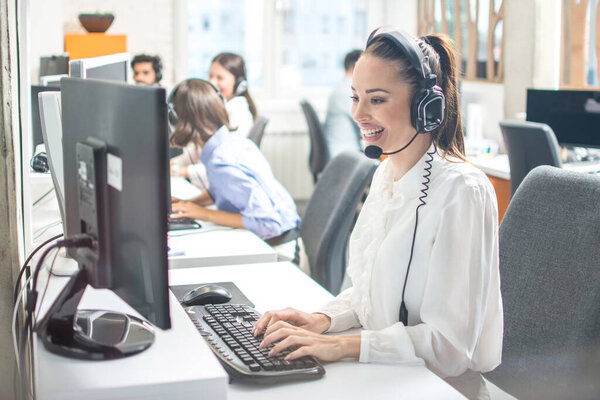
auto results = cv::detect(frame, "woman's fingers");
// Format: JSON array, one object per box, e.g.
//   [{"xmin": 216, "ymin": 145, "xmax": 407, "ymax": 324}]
[{"xmin": 252, "ymin": 308, "xmax": 303, "ymax": 336}]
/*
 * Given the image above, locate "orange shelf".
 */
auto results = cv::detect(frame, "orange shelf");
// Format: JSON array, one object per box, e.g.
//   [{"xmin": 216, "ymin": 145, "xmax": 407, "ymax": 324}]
[{"xmin": 64, "ymin": 34, "xmax": 127, "ymax": 60}]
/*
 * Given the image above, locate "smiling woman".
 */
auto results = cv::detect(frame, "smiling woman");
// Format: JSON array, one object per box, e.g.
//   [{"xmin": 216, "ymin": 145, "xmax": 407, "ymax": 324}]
[{"xmin": 253, "ymin": 27, "xmax": 503, "ymax": 400}]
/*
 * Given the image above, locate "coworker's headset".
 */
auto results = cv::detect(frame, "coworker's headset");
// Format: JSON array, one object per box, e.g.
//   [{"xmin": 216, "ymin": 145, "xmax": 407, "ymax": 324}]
[
  {"xmin": 153, "ymin": 57, "xmax": 163, "ymax": 83},
  {"xmin": 167, "ymin": 79, "xmax": 223, "ymax": 134},
  {"xmin": 231, "ymin": 58, "xmax": 249, "ymax": 97},
  {"xmin": 364, "ymin": 28, "xmax": 445, "ymax": 326},
  {"xmin": 363, "ymin": 28, "xmax": 445, "ymax": 160}
]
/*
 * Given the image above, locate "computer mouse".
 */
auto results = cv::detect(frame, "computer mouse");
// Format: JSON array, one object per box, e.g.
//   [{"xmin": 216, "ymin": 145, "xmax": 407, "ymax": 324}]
[{"xmin": 181, "ymin": 284, "xmax": 232, "ymax": 306}]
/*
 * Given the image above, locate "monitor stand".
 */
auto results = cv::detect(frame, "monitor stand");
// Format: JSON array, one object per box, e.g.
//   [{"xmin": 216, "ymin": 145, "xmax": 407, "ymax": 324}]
[
  {"xmin": 35, "ymin": 267, "xmax": 155, "ymax": 360},
  {"xmin": 45, "ymin": 248, "xmax": 79, "ymax": 276}
]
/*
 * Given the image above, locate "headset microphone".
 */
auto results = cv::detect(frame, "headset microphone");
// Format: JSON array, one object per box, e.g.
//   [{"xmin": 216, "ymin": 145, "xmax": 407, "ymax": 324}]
[{"xmin": 364, "ymin": 131, "xmax": 421, "ymax": 159}]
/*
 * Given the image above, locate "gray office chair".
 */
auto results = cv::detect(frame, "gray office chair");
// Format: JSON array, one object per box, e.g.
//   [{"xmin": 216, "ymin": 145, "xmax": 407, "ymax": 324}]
[
  {"xmin": 248, "ymin": 115, "xmax": 268, "ymax": 147},
  {"xmin": 499, "ymin": 120, "xmax": 563, "ymax": 196},
  {"xmin": 484, "ymin": 166, "xmax": 600, "ymax": 400},
  {"xmin": 301, "ymin": 151, "xmax": 378, "ymax": 295},
  {"xmin": 300, "ymin": 100, "xmax": 330, "ymax": 183}
]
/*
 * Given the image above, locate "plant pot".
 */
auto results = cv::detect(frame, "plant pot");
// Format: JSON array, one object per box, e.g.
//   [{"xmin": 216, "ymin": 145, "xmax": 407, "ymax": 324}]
[{"xmin": 78, "ymin": 13, "xmax": 114, "ymax": 33}]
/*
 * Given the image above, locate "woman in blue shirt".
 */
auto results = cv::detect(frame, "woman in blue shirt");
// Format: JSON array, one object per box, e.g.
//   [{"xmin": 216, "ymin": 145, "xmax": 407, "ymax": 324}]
[{"xmin": 169, "ymin": 79, "xmax": 300, "ymax": 250}]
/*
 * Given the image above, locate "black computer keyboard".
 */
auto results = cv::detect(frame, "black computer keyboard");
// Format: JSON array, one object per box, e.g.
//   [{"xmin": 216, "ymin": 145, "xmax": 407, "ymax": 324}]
[
  {"xmin": 168, "ymin": 216, "xmax": 201, "ymax": 231},
  {"xmin": 185, "ymin": 303, "xmax": 326, "ymax": 384}
]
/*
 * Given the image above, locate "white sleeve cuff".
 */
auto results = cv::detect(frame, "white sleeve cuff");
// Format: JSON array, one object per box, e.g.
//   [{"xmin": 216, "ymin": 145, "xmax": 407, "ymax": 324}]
[{"xmin": 358, "ymin": 324, "xmax": 423, "ymax": 365}]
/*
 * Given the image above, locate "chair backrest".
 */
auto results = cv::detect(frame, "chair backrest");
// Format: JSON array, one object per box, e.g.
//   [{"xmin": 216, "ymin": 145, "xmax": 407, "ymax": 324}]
[
  {"xmin": 499, "ymin": 120, "xmax": 563, "ymax": 196},
  {"xmin": 485, "ymin": 166, "xmax": 600, "ymax": 399},
  {"xmin": 301, "ymin": 151, "xmax": 378, "ymax": 294},
  {"xmin": 300, "ymin": 100, "xmax": 329, "ymax": 183},
  {"xmin": 248, "ymin": 115, "xmax": 268, "ymax": 147}
]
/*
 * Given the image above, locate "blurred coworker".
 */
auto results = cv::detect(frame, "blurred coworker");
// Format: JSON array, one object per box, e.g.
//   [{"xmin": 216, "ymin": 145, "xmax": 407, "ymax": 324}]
[
  {"xmin": 172, "ymin": 52, "xmax": 258, "ymax": 188},
  {"xmin": 170, "ymin": 79, "xmax": 300, "ymax": 261},
  {"xmin": 323, "ymin": 49, "xmax": 363, "ymax": 159},
  {"xmin": 131, "ymin": 54, "xmax": 163, "ymax": 86}
]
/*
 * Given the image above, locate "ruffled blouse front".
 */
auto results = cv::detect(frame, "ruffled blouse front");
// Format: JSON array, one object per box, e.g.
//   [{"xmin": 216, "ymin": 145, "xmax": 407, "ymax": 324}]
[{"xmin": 320, "ymin": 146, "xmax": 503, "ymax": 378}]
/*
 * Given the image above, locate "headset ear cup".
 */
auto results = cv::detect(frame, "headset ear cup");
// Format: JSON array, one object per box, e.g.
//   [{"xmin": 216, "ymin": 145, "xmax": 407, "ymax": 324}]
[
  {"xmin": 167, "ymin": 103, "xmax": 178, "ymax": 134},
  {"xmin": 233, "ymin": 78, "xmax": 248, "ymax": 97},
  {"xmin": 410, "ymin": 88, "xmax": 428, "ymax": 132},
  {"xmin": 411, "ymin": 86, "xmax": 445, "ymax": 133},
  {"xmin": 155, "ymin": 59, "xmax": 163, "ymax": 83}
]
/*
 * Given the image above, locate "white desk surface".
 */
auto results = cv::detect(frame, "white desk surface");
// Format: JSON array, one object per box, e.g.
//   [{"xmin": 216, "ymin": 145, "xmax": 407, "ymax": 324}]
[
  {"xmin": 468, "ymin": 154, "xmax": 510, "ymax": 180},
  {"xmin": 33, "ymin": 272, "xmax": 228, "ymax": 400},
  {"xmin": 469, "ymin": 153, "xmax": 600, "ymax": 180},
  {"xmin": 33, "ymin": 261, "xmax": 464, "ymax": 400},
  {"xmin": 170, "ymin": 262, "xmax": 466, "ymax": 400},
  {"xmin": 168, "ymin": 223, "xmax": 277, "ymax": 268}
]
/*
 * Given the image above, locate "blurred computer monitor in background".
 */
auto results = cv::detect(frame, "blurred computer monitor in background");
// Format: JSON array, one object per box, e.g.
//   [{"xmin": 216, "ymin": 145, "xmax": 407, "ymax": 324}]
[{"xmin": 69, "ymin": 53, "xmax": 130, "ymax": 82}]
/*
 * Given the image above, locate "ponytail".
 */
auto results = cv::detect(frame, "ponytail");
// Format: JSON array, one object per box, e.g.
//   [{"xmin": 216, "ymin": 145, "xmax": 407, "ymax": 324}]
[
  {"xmin": 243, "ymin": 91, "xmax": 258, "ymax": 121},
  {"xmin": 420, "ymin": 34, "xmax": 465, "ymax": 160}
]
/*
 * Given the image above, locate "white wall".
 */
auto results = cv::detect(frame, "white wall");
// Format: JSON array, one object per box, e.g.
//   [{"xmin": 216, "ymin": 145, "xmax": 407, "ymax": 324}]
[{"xmin": 29, "ymin": 0, "xmax": 176, "ymax": 88}]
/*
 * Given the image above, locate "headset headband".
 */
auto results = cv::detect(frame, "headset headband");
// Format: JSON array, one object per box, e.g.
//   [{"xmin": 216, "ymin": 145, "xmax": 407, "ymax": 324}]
[{"xmin": 366, "ymin": 27, "xmax": 433, "ymax": 82}]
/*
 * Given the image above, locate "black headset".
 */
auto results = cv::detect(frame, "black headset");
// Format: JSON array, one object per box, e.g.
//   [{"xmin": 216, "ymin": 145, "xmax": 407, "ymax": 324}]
[
  {"xmin": 167, "ymin": 79, "xmax": 223, "ymax": 133},
  {"xmin": 232, "ymin": 63, "xmax": 248, "ymax": 97},
  {"xmin": 153, "ymin": 57, "xmax": 163, "ymax": 83},
  {"xmin": 30, "ymin": 152, "xmax": 49, "ymax": 173},
  {"xmin": 366, "ymin": 27, "xmax": 445, "ymax": 134}
]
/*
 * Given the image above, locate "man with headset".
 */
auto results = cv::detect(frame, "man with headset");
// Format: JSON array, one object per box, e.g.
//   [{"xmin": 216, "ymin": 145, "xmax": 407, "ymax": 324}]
[{"xmin": 131, "ymin": 54, "xmax": 163, "ymax": 86}]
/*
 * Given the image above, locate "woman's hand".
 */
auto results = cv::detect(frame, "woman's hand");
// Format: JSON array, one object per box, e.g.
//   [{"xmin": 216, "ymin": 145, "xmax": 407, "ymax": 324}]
[
  {"xmin": 257, "ymin": 321, "xmax": 360, "ymax": 362},
  {"xmin": 252, "ymin": 308, "xmax": 331, "ymax": 336},
  {"xmin": 170, "ymin": 201, "xmax": 207, "ymax": 220}
]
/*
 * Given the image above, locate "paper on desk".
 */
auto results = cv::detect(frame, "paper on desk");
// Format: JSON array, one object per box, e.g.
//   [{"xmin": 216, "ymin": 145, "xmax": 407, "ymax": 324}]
[{"xmin": 171, "ymin": 176, "xmax": 203, "ymax": 200}]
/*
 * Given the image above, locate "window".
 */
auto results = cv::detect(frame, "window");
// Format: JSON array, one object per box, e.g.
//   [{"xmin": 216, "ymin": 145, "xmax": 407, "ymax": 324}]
[{"xmin": 186, "ymin": 0, "xmax": 368, "ymax": 97}]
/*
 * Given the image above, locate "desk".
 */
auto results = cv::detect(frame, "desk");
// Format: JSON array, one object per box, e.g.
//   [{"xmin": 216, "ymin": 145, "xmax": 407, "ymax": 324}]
[
  {"xmin": 33, "ymin": 271, "xmax": 228, "ymax": 399},
  {"xmin": 469, "ymin": 155, "xmax": 511, "ymax": 222},
  {"xmin": 170, "ymin": 262, "xmax": 466, "ymax": 400},
  {"xmin": 34, "ymin": 261, "xmax": 465, "ymax": 399},
  {"xmin": 469, "ymin": 154, "xmax": 600, "ymax": 222},
  {"xmin": 168, "ymin": 224, "xmax": 277, "ymax": 268}
]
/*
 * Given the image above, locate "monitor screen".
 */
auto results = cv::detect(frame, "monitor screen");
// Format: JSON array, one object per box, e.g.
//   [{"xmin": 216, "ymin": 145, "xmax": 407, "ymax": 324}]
[
  {"xmin": 526, "ymin": 89, "xmax": 600, "ymax": 149},
  {"xmin": 60, "ymin": 77, "xmax": 170, "ymax": 330},
  {"xmin": 69, "ymin": 53, "xmax": 129, "ymax": 82}
]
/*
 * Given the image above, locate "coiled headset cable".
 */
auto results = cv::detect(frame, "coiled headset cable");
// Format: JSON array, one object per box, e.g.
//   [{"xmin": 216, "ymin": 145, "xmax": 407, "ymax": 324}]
[{"xmin": 399, "ymin": 142, "xmax": 437, "ymax": 326}]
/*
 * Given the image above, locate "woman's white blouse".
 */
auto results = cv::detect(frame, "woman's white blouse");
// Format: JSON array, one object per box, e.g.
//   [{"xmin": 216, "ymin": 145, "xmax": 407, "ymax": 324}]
[
  {"xmin": 226, "ymin": 96, "xmax": 254, "ymax": 138},
  {"xmin": 319, "ymin": 146, "xmax": 503, "ymax": 378}
]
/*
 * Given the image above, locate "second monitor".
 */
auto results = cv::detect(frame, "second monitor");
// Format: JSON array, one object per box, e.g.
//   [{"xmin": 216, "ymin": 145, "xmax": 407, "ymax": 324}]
[{"xmin": 526, "ymin": 88, "xmax": 600, "ymax": 149}]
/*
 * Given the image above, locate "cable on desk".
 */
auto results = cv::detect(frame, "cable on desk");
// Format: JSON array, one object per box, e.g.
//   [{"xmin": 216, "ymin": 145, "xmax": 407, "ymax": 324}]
[
  {"xmin": 33, "ymin": 220, "xmax": 62, "ymax": 241},
  {"xmin": 14, "ymin": 234, "xmax": 93, "ymax": 398},
  {"xmin": 32, "ymin": 187, "xmax": 55, "ymax": 207}
]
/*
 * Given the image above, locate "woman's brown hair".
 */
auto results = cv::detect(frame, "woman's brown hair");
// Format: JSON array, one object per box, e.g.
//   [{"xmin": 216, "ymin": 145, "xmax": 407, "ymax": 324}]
[
  {"xmin": 169, "ymin": 79, "xmax": 233, "ymax": 148},
  {"xmin": 364, "ymin": 32, "xmax": 465, "ymax": 160}
]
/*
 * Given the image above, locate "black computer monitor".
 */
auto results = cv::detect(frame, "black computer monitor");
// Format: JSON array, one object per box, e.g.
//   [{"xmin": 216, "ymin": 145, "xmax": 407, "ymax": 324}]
[
  {"xmin": 36, "ymin": 77, "xmax": 171, "ymax": 360},
  {"xmin": 526, "ymin": 89, "xmax": 600, "ymax": 149}
]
